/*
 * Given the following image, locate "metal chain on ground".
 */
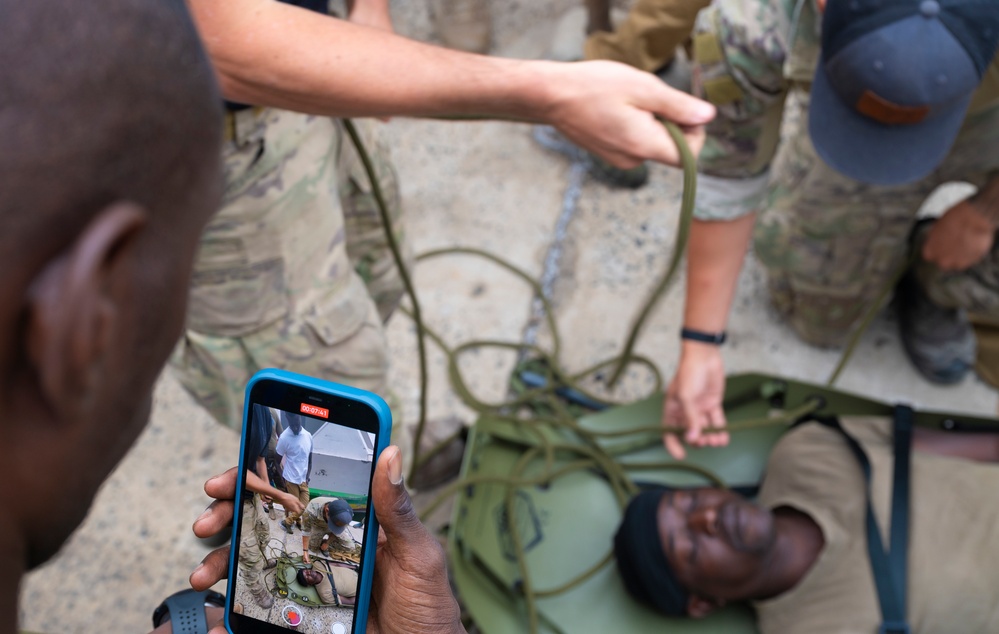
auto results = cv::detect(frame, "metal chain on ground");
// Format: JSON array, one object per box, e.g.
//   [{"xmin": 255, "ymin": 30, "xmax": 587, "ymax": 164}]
[{"xmin": 520, "ymin": 126, "xmax": 589, "ymax": 355}]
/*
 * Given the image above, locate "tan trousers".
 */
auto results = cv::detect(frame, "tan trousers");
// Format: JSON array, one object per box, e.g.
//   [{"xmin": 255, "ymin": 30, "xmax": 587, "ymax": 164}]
[
  {"xmin": 283, "ymin": 480, "xmax": 310, "ymax": 526},
  {"xmin": 583, "ymin": 0, "xmax": 709, "ymax": 72}
]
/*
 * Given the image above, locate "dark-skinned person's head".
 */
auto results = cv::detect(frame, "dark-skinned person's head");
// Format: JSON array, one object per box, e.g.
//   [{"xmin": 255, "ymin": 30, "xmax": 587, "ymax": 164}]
[
  {"xmin": 0, "ymin": 0, "xmax": 222, "ymax": 585},
  {"xmin": 283, "ymin": 411, "xmax": 305, "ymax": 435},
  {"xmin": 297, "ymin": 568, "xmax": 324, "ymax": 587},
  {"xmin": 614, "ymin": 486, "xmax": 784, "ymax": 618}
]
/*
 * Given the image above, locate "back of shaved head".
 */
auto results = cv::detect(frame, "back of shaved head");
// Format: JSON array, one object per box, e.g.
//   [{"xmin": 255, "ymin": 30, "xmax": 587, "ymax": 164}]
[{"xmin": 0, "ymin": 0, "xmax": 221, "ymax": 272}]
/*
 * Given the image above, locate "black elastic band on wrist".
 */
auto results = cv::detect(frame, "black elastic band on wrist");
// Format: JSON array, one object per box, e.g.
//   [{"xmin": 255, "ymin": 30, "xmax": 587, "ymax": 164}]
[{"xmin": 680, "ymin": 327, "xmax": 727, "ymax": 345}]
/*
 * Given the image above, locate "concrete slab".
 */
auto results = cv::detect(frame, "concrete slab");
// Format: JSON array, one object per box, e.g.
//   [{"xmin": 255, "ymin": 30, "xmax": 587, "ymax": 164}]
[{"xmin": 18, "ymin": 2, "xmax": 998, "ymax": 633}]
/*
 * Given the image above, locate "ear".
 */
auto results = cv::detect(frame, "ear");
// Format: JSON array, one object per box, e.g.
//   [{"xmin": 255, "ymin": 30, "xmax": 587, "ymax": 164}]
[
  {"xmin": 25, "ymin": 201, "xmax": 149, "ymax": 419},
  {"xmin": 686, "ymin": 594, "xmax": 725, "ymax": 619}
]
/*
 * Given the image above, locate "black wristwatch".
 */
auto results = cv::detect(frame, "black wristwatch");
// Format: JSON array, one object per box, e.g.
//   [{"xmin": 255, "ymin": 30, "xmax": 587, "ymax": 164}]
[{"xmin": 680, "ymin": 327, "xmax": 727, "ymax": 345}]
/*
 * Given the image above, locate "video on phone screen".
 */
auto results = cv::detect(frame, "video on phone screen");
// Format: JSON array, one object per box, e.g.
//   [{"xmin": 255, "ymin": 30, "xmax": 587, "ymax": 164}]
[{"xmin": 235, "ymin": 403, "xmax": 376, "ymax": 633}]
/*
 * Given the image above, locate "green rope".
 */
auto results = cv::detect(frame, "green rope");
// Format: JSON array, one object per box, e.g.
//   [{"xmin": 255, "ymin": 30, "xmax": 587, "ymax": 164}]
[
  {"xmin": 607, "ymin": 122, "xmax": 698, "ymax": 388},
  {"xmin": 825, "ymin": 252, "xmax": 917, "ymax": 386},
  {"xmin": 342, "ymin": 119, "xmax": 429, "ymax": 482}
]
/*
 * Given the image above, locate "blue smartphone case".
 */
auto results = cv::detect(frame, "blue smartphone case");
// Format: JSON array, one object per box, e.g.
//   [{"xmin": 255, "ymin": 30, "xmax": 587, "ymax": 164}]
[{"xmin": 226, "ymin": 368, "xmax": 393, "ymax": 634}]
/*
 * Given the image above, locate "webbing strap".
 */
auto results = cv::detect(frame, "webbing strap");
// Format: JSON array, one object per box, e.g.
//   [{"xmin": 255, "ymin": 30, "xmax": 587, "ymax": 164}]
[
  {"xmin": 888, "ymin": 405, "xmax": 913, "ymax": 629},
  {"xmin": 798, "ymin": 406, "xmax": 913, "ymax": 634}
]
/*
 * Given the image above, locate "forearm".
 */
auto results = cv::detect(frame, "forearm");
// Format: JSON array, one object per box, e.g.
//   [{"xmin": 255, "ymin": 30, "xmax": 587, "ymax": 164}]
[
  {"xmin": 246, "ymin": 469, "xmax": 289, "ymax": 500},
  {"xmin": 969, "ymin": 173, "xmax": 999, "ymax": 227},
  {"xmin": 682, "ymin": 214, "xmax": 756, "ymax": 334},
  {"xmin": 187, "ymin": 0, "xmax": 551, "ymax": 119}
]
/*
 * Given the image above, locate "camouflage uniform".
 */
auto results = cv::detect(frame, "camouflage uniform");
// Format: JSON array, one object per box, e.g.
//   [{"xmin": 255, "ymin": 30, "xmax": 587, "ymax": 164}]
[
  {"xmin": 239, "ymin": 493, "xmax": 272, "ymax": 596},
  {"xmin": 169, "ymin": 108, "xmax": 411, "ymax": 453},
  {"xmin": 690, "ymin": 0, "xmax": 999, "ymax": 346},
  {"xmin": 303, "ymin": 496, "xmax": 353, "ymax": 554}
]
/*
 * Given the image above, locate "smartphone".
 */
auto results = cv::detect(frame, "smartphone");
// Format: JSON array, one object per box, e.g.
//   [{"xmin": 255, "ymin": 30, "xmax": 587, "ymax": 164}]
[{"xmin": 226, "ymin": 369, "xmax": 391, "ymax": 634}]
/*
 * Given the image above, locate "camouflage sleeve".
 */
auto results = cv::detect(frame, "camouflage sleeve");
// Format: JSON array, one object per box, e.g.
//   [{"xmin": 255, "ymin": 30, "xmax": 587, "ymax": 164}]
[{"xmin": 690, "ymin": 0, "xmax": 795, "ymax": 221}]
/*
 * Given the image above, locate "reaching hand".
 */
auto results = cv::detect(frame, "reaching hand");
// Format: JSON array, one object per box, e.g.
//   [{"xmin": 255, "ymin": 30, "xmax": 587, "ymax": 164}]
[
  {"xmin": 541, "ymin": 60, "xmax": 715, "ymax": 169},
  {"xmin": 663, "ymin": 343, "xmax": 728, "ymax": 460},
  {"xmin": 279, "ymin": 492, "xmax": 305, "ymax": 516},
  {"xmin": 189, "ymin": 448, "xmax": 465, "ymax": 634},
  {"xmin": 922, "ymin": 199, "xmax": 995, "ymax": 271}
]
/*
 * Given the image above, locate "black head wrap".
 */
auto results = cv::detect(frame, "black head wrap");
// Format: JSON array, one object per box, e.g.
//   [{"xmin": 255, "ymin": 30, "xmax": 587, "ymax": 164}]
[{"xmin": 614, "ymin": 487, "xmax": 689, "ymax": 616}]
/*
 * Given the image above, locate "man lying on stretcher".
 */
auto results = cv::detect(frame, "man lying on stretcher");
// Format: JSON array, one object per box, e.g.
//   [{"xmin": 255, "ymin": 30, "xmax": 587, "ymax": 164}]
[
  {"xmin": 615, "ymin": 415, "xmax": 999, "ymax": 632},
  {"xmin": 298, "ymin": 551, "xmax": 358, "ymax": 607}
]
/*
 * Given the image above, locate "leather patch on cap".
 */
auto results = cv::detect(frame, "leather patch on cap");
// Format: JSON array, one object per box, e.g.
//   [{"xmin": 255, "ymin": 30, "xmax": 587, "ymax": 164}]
[{"xmin": 855, "ymin": 90, "xmax": 930, "ymax": 125}]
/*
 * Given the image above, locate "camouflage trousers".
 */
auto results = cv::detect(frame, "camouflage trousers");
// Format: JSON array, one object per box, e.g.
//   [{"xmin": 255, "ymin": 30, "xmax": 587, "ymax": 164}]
[
  {"xmin": 169, "ymin": 108, "xmax": 412, "ymax": 456},
  {"xmin": 239, "ymin": 495, "xmax": 271, "ymax": 594},
  {"xmin": 755, "ymin": 89, "xmax": 999, "ymax": 347}
]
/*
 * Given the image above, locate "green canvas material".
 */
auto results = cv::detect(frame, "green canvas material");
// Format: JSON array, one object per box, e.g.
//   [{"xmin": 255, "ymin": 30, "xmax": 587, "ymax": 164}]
[
  {"xmin": 448, "ymin": 373, "xmax": 999, "ymax": 634},
  {"xmin": 275, "ymin": 556, "xmax": 326, "ymax": 608}
]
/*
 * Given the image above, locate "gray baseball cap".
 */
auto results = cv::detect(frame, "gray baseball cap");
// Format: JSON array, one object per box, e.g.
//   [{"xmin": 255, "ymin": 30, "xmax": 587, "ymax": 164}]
[{"xmin": 810, "ymin": 0, "xmax": 999, "ymax": 186}]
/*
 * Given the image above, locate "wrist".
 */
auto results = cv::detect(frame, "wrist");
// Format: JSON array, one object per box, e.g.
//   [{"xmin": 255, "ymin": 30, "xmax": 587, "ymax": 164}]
[
  {"xmin": 966, "ymin": 197, "xmax": 999, "ymax": 231},
  {"xmin": 680, "ymin": 327, "xmax": 726, "ymax": 345},
  {"xmin": 968, "ymin": 175, "xmax": 999, "ymax": 228},
  {"xmin": 518, "ymin": 60, "xmax": 570, "ymax": 124}
]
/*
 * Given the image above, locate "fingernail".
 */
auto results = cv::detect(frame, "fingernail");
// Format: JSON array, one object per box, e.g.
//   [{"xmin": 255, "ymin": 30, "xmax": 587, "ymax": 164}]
[
  {"xmin": 196, "ymin": 504, "xmax": 213, "ymax": 523},
  {"xmin": 695, "ymin": 101, "xmax": 716, "ymax": 120},
  {"xmin": 192, "ymin": 562, "xmax": 205, "ymax": 577},
  {"xmin": 386, "ymin": 446, "xmax": 403, "ymax": 486}
]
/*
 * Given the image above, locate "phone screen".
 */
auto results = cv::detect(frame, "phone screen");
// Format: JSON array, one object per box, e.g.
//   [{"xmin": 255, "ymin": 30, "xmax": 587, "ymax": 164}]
[{"xmin": 229, "ymin": 378, "xmax": 382, "ymax": 634}]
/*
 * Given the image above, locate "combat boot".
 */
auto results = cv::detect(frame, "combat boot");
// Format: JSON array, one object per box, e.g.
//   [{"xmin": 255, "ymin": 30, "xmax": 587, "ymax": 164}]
[
  {"xmin": 250, "ymin": 584, "xmax": 274, "ymax": 609},
  {"xmin": 897, "ymin": 268, "xmax": 976, "ymax": 384}
]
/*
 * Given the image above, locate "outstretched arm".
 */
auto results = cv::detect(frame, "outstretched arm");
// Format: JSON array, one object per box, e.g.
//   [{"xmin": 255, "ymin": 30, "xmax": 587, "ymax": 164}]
[
  {"xmin": 663, "ymin": 213, "xmax": 755, "ymax": 459},
  {"xmin": 246, "ymin": 468, "xmax": 305, "ymax": 515},
  {"xmin": 185, "ymin": 0, "xmax": 714, "ymax": 168}
]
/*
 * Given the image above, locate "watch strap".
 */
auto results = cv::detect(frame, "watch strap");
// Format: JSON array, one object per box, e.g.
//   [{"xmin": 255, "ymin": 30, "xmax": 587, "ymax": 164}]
[{"xmin": 680, "ymin": 327, "xmax": 727, "ymax": 345}]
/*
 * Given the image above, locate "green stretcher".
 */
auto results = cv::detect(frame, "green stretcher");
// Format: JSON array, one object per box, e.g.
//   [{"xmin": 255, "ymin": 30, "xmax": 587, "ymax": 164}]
[
  {"xmin": 447, "ymin": 373, "xmax": 999, "ymax": 634},
  {"xmin": 275, "ymin": 555, "xmax": 325, "ymax": 607}
]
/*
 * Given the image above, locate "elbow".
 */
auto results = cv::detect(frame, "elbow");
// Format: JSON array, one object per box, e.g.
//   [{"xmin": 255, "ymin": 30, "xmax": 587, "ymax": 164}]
[{"xmin": 206, "ymin": 59, "xmax": 254, "ymax": 103}]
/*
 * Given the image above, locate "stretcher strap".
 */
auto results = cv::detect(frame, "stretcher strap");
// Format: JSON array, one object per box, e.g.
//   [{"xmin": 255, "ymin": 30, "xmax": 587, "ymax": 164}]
[{"xmin": 801, "ymin": 406, "xmax": 913, "ymax": 634}]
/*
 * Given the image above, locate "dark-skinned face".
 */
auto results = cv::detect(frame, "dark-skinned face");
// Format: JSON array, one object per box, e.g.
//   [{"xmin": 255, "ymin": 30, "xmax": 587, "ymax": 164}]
[
  {"xmin": 655, "ymin": 488, "xmax": 777, "ymax": 601},
  {"xmin": 301, "ymin": 569, "xmax": 323, "ymax": 586}
]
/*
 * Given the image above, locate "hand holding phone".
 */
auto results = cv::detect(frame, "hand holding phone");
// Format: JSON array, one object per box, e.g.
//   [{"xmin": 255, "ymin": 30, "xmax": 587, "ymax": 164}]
[
  {"xmin": 227, "ymin": 370, "xmax": 391, "ymax": 633},
  {"xmin": 191, "ymin": 370, "xmax": 464, "ymax": 634},
  {"xmin": 192, "ymin": 447, "xmax": 466, "ymax": 634}
]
